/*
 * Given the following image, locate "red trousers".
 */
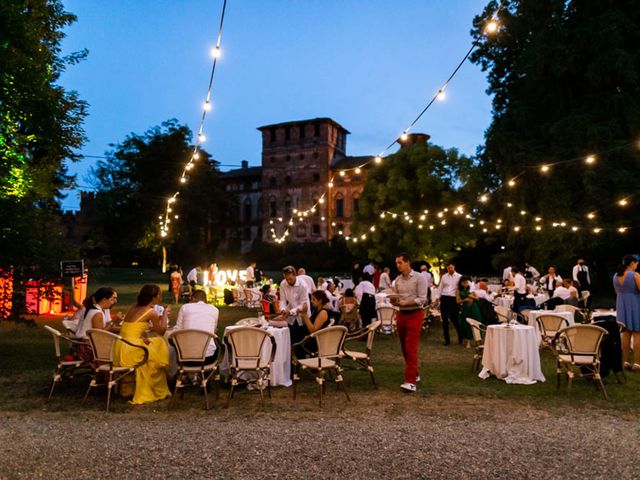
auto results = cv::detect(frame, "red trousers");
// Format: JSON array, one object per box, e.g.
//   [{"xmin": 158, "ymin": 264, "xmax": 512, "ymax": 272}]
[{"xmin": 396, "ymin": 310, "xmax": 423, "ymax": 384}]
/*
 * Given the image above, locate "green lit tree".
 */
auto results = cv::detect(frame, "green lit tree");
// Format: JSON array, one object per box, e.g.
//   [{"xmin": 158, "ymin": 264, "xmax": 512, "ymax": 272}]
[
  {"xmin": 469, "ymin": 0, "xmax": 640, "ymax": 279},
  {"xmin": 349, "ymin": 141, "xmax": 484, "ymax": 269}
]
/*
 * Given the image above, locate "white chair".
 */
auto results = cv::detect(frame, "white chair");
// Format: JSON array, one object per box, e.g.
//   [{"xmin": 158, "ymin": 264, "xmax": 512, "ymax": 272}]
[
  {"xmin": 223, "ymin": 326, "xmax": 276, "ymax": 406},
  {"xmin": 376, "ymin": 305, "xmax": 398, "ymax": 335},
  {"xmin": 342, "ymin": 320, "xmax": 382, "ymax": 387},
  {"xmin": 83, "ymin": 329, "xmax": 148, "ymax": 411},
  {"xmin": 537, "ymin": 314, "xmax": 571, "ymax": 351},
  {"xmin": 168, "ymin": 329, "xmax": 223, "ymax": 410},
  {"xmin": 494, "ymin": 305, "xmax": 511, "ymax": 323},
  {"xmin": 465, "ymin": 318, "xmax": 486, "ymax": 372},
  {"xmin": 43, "ymin": 325, "xmax": 91, "ymax": 402}
]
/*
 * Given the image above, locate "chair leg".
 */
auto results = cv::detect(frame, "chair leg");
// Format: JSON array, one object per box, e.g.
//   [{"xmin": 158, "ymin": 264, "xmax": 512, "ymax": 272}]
[
  {"xmin": 257, "ymin": 375, "xmax": 265, "ymax": 407},
  {"xmin": 226, "ymin": 379, "xmax": 235, "ymax": 408},
  {"xmin": 595, "ymin": 375, "xmax": 609, "ymax": 401},
  {"xmin": 47, "ymin": 369, "xmax": 61, "ymax": 402},
  {"xmin": 292, "ymin": 366, "xmax": 299, "ymax": 400},
  {"xmin": 82, "ymin": 376, "xmax": 96, "ymax": 405},
  {"xmin": 106, "ymin": 372, "xmax": 114, "ymax": 412},
  {"xmin": 336, "ymin": 369, "xmax": 351, "ymax": 402},
  {"xmin": 203, "ymin": 378, "xmax": 210, "ymax": 410},
  {"xmin": 317, "ymin": 371, "xmax": 324, "ymax": 408},
  {"xmin": 368, "ymin": 362, "xmax": 377, "ymax": 388}
]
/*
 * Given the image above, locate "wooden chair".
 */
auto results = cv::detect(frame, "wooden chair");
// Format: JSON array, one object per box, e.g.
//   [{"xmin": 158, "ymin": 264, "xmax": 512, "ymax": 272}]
[
  {"xmin": 168, "ymin": 329, "xmax": 223, "ymax": 410},
  {"xmin": 342, "ymin": 320, "xmax": 382, "ymax": 387},
  {"xmin": 553, "ymin": 324, "xmax": 609, "ymax": 400},
  {"xmin": 223, "ymin": 326, "xmax": 276, "ymax": 407},
  {"xmin": 376, "ymin": 305, "xmax": 397, "ymax": 335},
  {"xmin": 83, "ymin": 329, "xmax": 148, "ymax": 412},
  {"xmin": 536, "ymin": 314, "xmax": 570, "ymax": 352},
  {"xmin": 43, "ymin": 325, "xmax": 92, "ymax": 402},
  {"xmin": 292, "ymin": 326, "xmax": 350, "ymax": 407},
  {"xmin": 339, "ymin": 303, "xmax": 361, "ymax": 332},
  {"xmin": 465, "ymin": 318, "xmax": 486, "ymax": 372}
]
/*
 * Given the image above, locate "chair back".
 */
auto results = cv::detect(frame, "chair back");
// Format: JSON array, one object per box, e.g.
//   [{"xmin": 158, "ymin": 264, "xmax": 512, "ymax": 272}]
[
  {"xmin": 86, "ymin": 329, "xmax": 119, "ymax": 363},
  {"xmin": 537, "ymin": 314, "xmax": 570, "ymax": 338},
  {"xmin": 376, "ymin": 306, "xmax": 397, "ymax": 328},
  {"xmin": 169, "ymin": 329, "xmax": 217, "ymax": 363},
  {"xmin": 366, "ymin": 320, "xmax": 382, "ymax": 350},
  {"xmin": 311, "ymin": 326, "xmax": 347, "ymax": 360},
  {"xmin": 340, "ymin": 304, "xmax": 359, "ymax": 322},
  {"xmin": 465, "ymin": 318, "xmax": 485, "ymax": 343},
  {"xmin": 225, "ymin": 326, "xmax": 273, "ymax": 367},
  {"xmin": 559, "ymin": 324, "xmax": 607, "ymax": 355},
  {"xmin": 494, "ymin": 305, "xmax": 511, "ymax": 323},
  {"xmin": 44, "ymin": 325, "xmax": 63, "ymax": 357},
  {"xmin": 62, "ymin": 319, "xmax": 78, "ymax": 335},
  {"xmin": 555, "ymin": 304, "xmax": 578, "ymax": 314}
]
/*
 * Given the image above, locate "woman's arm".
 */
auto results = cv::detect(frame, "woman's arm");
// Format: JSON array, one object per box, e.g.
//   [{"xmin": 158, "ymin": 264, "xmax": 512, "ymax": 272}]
[
  {"xmin": 634, "ymin": 272, "xmax": 640, "ymax": 291},
  {"xmin": 149, "ymin": 307, "xmax": 168, "ymax": 335},
  {"xmin": 456, "ymin": 290, "xmax": 462, "ymax": 305},
  {"xmin": 91, "ymin": 312, "xmax": 105, "ymax": 330}
]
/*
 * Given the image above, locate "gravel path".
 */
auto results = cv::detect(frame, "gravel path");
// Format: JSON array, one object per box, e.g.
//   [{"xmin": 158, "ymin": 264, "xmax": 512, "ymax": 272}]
[{"xmin": 1, "ymin": 396, "xmax": 637, "ymax": 479}]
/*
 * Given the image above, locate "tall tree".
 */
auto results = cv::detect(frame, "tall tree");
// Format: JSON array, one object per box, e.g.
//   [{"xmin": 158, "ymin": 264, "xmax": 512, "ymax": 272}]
[
  {"xmin": 89, "ymin": 120, "xmax": 230, "ymax": 266},
  {"xmin": 470, "ymin": 0, "xmax": 640, "ymax": 272},
  {"xmin": 349, "ymin": 141, "xmax": 483, "ymax": 268}
]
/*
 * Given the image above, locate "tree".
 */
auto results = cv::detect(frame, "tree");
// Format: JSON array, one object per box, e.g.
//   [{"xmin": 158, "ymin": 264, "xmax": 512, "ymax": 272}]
[
  {"xmin": 469, "ymin": 0, "xmax": 640, "ymax": 272},
  {"xmin": 0, "ymin": 1, "xmax": 87, "ymax": 319},
  {"xmin": 349, "ymin": 141, "xmax": 484, "ymax": 268},
  {"xmin": 89, "ymin": 120, "xmax": 231, "ymax": 266}
]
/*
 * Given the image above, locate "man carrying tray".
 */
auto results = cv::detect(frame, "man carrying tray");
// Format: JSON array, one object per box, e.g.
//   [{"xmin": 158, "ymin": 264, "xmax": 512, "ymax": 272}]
[{"xmin": 389, "ymin": 252, "xmax": 428, "ymax": 393}]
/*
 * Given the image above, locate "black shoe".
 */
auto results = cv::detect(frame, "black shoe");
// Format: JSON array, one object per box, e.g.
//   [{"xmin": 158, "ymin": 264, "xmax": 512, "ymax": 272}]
[{"xmin": 442, "ymin": 341, "xmax": 450, "ymax": 346}]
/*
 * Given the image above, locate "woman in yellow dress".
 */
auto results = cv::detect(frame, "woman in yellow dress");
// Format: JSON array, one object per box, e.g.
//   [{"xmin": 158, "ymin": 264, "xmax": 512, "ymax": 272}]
[{"xmin": 115, "ymin": 284, "xmax": 171, "ymax": 404}]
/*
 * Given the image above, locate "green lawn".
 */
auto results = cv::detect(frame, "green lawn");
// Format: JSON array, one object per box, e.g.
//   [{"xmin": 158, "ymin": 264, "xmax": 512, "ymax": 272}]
[{"xmin": 0, "ymin": 268, "xmax": 636, "ymax": 414}]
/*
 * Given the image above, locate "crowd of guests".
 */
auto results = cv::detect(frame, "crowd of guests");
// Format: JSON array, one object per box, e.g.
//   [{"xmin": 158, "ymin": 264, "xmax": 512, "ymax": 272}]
[{"xmin": 61, "ymin": 252, "xmax": 640, "ymax": 404}]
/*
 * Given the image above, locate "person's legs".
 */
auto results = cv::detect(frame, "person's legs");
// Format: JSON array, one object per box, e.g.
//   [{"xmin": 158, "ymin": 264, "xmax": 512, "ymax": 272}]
[
  {"xmin": 402, "ymin": 311, "xmax": 423, "ymax": 384},
  {"xmin": 632, "ymin": 331, "xmax": 640, "ymax": 366},
  {"xmin": 447, "ymin": 298, "xmax": 462, "ymax": 344},
  {"xmin": 621, "ymin": 330, "xmax": 631, "ymax": 366},
  {"xmin": 397, "ymin": 313, "xmax": 408, "ymax": 364},
  {"xmin": 440, "ymin": 297, "xmax": 452, "ymax": 345}
]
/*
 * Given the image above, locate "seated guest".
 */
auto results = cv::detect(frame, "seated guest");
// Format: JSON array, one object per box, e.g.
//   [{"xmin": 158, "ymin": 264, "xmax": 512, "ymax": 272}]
[
  {"xmin": 324, "ymin": 282, "xmax": 341, "ymax": 320},
  {"xmin": 339, "ymin": 288, "xmax": 357, "ymax": 311},
  {"xmin": 173, "ymin": 290, "xmax": 219, "ymax": 364},
  {"xmin": 260, "ymin": 284, "xmax": 278, "ymax": 318},
  {"xmin": 297, "ymin": 291, "xmax": 332, "ymax": 356},
  {"xmin": 317, "ymin": 276, "xmax": 328, "ymax": 290},
  {"xmin": 114, "ymin": 284, "xmax": 171, "ymax": 405},
  {"xmin": 473, "ymin": 281, "xmax": 496, "ymax": 304},
  {"xmin": 75, "ymin": 287, "xmax": 121, "ymax": 339},
  {"xmin": 552, "ymin": 279, "xmax": 572, "ymax": 301},
  {"xmin": 456, "ymin": 276, "xmax": 482, "ymax": 348}
]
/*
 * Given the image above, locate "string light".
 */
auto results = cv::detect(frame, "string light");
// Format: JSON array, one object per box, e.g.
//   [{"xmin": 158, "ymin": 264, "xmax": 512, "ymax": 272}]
[
  {"xmin": 436, "ymin": 89, "xmax": 446, "ymax": 101},
  {"xmin": 540, "ymin": 164, "xmax": 550, "ymax": 173},
  {"xmin": 211, "ymin": 46, "xmax": 221, "ymax": 59},
  {"xmin": 203, "ymin": 100, "xmax": 212, "ymax": 112},
  {"xmin": 400, "ymin": 131, "xmax": 409, "ymax": 141},
  {"xmin": 507, "ymin": 179, "xmax": 516, "ymax": 187},
  {"xmin": 585, "ymin": 154, "xmax": 596, "ymax": 164},
  {"xmin": 374, "ymin": 156, "xmax": 382, "ymax": 164},
  {"xmin": 618, "ymin": 198, "xmax": 629, "ymax": 206},
  {"xmin": 485, "ymin": 20, "xmax": 498, "ymax": 34}
]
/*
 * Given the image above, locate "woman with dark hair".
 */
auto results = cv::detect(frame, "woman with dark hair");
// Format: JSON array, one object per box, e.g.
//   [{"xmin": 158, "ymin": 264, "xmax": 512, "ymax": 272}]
[
  {"xmin": 302, "ymin": 290, "xmax": 331, "ymax": 334},
  {"xmin": 114, "ymin": 284, "xmax": 171, "ymax": 404},
  {"xmin": 75, "ymin": 287, "xmax": 119, "ymax": 339},
  {"xmin": 456, "ymin": 276, "xmax": 481, "ymax": 348},
  {"xmin": 613, "ymin": 255, "xmax": 640, "ymax": 370}
]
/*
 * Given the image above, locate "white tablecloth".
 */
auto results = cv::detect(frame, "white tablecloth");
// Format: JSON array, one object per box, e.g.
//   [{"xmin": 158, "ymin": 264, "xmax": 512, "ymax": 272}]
[
  {"xmin": 479, "ymin": 324, "xmax": 545, "ymax": 384},
  {"xmin": 220, "ymin": 325, "xmax": 292, "ymax": 387},
  {"xmin": 526, "ymin": 310, "xmax": 574, "ymax": 342},
  {"xmin": 494, "ymin": 294, "xmax": 548, "ymax": 309}
]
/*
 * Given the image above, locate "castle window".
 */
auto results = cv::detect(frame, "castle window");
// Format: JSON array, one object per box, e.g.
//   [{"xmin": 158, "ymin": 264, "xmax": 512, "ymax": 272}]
[
  {"xmin": 300, "ymin": 125, "xmax": 306, "ymax": 139},
  {"xmin": 312, "ymin": 224, "xmax": 320, "ymax": 236},
  {"xmin": 269, "ymin": 177, "xmax": 277, "ymax": 187},
  {"xmin": 270, "ymin": 156, "xmax": 275, "ymax": 163},
  {"xmin": 244, "ymin": 198, "xmax": 252, "ymax": 221},
  {"xmin": 243, "ymin": 227, "xmax": 252, "ymax": 241},
  {"xmin": 285, "ymin": 155, "xmax": 291, "ymax": 162},
  {"xmin": 285, "ymin": 126, "xmax": 291, "ymax": 141},
  {"xmin": 313, "ymin": 152, "xmax": 319, "ymax": 159},
  {"xmin": 269, "ymin": 197, "xmax": 277, "ymax": 218},
  {"xmin": 353, "ymin": 197, "xmax": 360, "ymax": 215},
  {"xmin": 299, "ymin": 153, "xmax": 304, "ymax": 160},
  {"xmin": 314, "ymin": 123, "xmax": 320, "ymax": 137},
  {"xmin": 284, "ymin": 195, "xmax": 292, "ymax": 217},
  {"xmin": 270, "ymin": 128, "xmax": 277, "ymax": 144},
  {"xmin": 312, "ymin": 173, "xmax": 320, "ymax": 182},
  {"xmin": 285, "ymin": 175, "xmax": 292, "ymax": 185},
  {"xmin": 296, "ymin": 225, "xmax": 306, "ymax": 237},
  {"xmin": 335, "ymin": 195, "xmax": 344, "ymax": 218}
]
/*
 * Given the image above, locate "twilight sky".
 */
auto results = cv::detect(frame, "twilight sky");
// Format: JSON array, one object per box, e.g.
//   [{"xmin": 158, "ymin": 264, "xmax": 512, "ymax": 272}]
[{"xmin": 59, "ymin": 0, "xmax": 494, "ymax": 210}]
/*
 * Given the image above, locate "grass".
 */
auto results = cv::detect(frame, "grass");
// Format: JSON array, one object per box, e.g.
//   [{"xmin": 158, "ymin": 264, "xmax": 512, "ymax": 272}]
[{"xmin": 0, "ymin": 268, "xmax": 638, "ymax": 415}]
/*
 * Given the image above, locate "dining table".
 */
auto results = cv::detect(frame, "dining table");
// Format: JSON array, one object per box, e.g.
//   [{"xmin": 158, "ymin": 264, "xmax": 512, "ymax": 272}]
[{"xmin": 479, "ymin": 323, "xmax": 545, "ymax": 384}]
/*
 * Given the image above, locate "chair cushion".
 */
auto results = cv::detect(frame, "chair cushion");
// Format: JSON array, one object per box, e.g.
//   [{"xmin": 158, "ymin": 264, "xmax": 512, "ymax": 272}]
[
  {"xmin": 558, "ymin": 354, "xmax": 597, "ymax": 365},
  {"xmin": 343, "ymin": 350, "xmax": 367, "ymax": 360},
  {"xmin": 298, "ymin": 358, "xmax": 337, "ymax": 369}
]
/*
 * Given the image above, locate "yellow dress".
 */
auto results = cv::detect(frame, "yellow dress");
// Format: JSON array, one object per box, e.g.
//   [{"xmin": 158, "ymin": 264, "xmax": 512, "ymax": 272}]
[{"xmin": 114, "ymin": 321, "xmax": 171, "ymax": 405}]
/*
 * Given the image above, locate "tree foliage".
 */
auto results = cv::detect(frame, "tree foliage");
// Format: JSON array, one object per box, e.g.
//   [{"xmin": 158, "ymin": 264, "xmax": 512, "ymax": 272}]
[
  {"xmin": 349, "ymin": 142, "xmax": 483, "ymax": 267},
  {"xmin": 88, "ymin": 120, "xmax": 231, "ymax": 266},
  {"xmin": 470, "ymin": 0, "xmax": 640, "ymax": 270},
  {"xmin": 0, "ymin": 0, "xmax": 86, "ymax": 277}
]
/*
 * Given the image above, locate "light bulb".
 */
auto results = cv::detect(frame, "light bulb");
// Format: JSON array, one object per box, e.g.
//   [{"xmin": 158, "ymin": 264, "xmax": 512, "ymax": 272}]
[
  {"xmin": 585, "ymin": 155, "xmax": 596, "ymax": 164},
  {"xmin": 370, "ymin": 226, "xmax": 375, "ymax": 232},
  {"xmin": 180, "ymin": 177, "xmax": 187, "ymax": 184},
  {"xmin": 485, "ymin": 20, "xmax": 498, "ymax": 34},
  {"xmin": 211, "ymin": 46, "xmax": 221, "ymax": 58},
  {"xmin": 193, "ymin": 152, "xmax": 200, "ymax": 160},
  {"xmin": 374, "ymin": 156, "xmax": 382, "ymax": 164},
  {"xmin": 436, "ymin": 89, "xmax": 446, "ymax": 101},
  {"xmin": 318, "ymin": 198, "xmax": 325, "ymax": 204},
  {"xmin": 540, "ymin": 164, "xmax": 550, "ymax": 173},
  {"xmin": 355, "ymin": 167, "xmax": 361, "ymax": 174},
  {"xmin": 203, "ymin": 101, "xmax": 212, "ymax": 111},
  {"xmin": 328, "ymin": 181, "xmax": 334, "ymax": 188},
  {"xmin": 587, "ymin": 212, "xmax": 596, "ymax": 219},
  {"xmin": 400, "ymin": 131, "xmax": 408, "ymax": 141},
  {"xmin": 480, "ymin": 195, "xmax": 488, "ymax": 202},
  {"xmin": 339, "ymin": 171, "xmax": 345, "ymax": 177},
  {"xmin": 198, "ymin": 133, "xmax": 206, "ymax": 142},
  {"xmin": 508, "ymin": 179, "xmax": 516, "ymax": 187},
  {"xmin": 618, "ymin": 199, "xmax": 629, "ymax": 206}
]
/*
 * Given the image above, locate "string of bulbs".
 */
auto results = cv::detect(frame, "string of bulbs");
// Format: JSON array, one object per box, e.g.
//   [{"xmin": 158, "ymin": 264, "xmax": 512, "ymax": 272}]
[{"xmin": 158, "ymin": 0, "xmax": 228, "ymax": 238}]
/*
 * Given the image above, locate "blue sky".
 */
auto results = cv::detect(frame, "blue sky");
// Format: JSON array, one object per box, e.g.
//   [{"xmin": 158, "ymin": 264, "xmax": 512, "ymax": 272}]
[{"xmin": 59, "ymin": 0, "xmax": 493, "ymax": 210}]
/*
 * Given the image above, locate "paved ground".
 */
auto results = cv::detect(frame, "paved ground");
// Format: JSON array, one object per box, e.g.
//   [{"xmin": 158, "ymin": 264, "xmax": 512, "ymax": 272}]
[{"xmin": 0, "ymin": 394, "xmax": 637, "ymax": 479}]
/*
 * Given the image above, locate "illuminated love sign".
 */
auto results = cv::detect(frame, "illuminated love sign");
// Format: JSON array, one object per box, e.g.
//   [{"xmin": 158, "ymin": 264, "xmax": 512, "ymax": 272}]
[{"xmin": 204, "ymin": 269, "xmax": 248, "ymax": 286}]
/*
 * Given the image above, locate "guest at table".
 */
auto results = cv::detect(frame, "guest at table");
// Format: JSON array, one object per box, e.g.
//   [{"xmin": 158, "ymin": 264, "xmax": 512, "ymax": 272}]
[
  {"xmin": 435, "ymin": 261, "xmax": 462, "ymax": 346},
  {"xmin": 355, "ymin": 273, "xmax": 376, "ymax": 328},
  {"xmin": 390, "ymin": 253, "xmax": 428, "ymax": 393},
  {"xmin": 339, "ymin": 288, "xmax": 357, "ymax": 311},
  {"xmin": 457, "ymin": 276, "xmax": 481, "ymax": 348},
  {"xmin": 302, "ymin": 290, "xmax": 331, "ymax": 334},
  {"xmin": 74, "ymin": 287, "xmax": 122, "ymax": 361},
  {"xmin": 379, "ymin": 267, "xmax": 392, "ymax": 291},
  {"xmin": 169, "ymin": 265, "xmax": 182, "ymax": 304},
  {"xmin": 115, "ymin": 284, "xmax": 171, "ymax": 405},
  {"xmin": 511, "ymin": 266, "xmax": 529, "ymax": 312},
  {"xmin": 539, "ymin": 266, "xmax": 562, "ymax": 296},
  {"xmin": 613, "ymin": 255, "xmax": 640, "ymax": 370},
  {"xmin": 261, "ymin": 284, "xmax": 278, "ymax": 318},
  {"xmin": 172, "ymin": 289, "xmax": 219, "ymax": 369},
  {"xmin": 524, "ymin": 261, "xmax": 540, "ymax": 281},
  {"xmin": 279, "ymin": 266, "xmax": 312, "ymax": 351}
]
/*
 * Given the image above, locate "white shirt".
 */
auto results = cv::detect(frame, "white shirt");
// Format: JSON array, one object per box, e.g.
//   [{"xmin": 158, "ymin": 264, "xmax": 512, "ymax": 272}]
[
  {"xmin": 514, "ymin": 273, "xmax": 527, "ymax": 294},
  {"xmin": 297, "ymin": 274, "xmax": 316, "ymax": 295},
  {"xmin": 379, "ymin": 272, "xmax": 392, "ymax": 291},
  {"xmin": 473, "ymin": 288, "xmax": 495, "ymax": 304},
  {"xmin": 420, "ymin": 271, "xmax": 433, "ymax": 289},
  {"xmin": 541, "ymin": 274, "xmax": 562, "ymax": 291},
  {"xmin": 279, "ymin": 278, "xmax": 311, "ymax": 326},
  {"xmin": 325, "ymin": 291, "xmax": 341, "ymax": 312},
  {"xmin": 317, "ymin": 281, "xmax": 328, "ymax": 291},
  {"xmin": 175, "ymin": 301, "xmax": 219, "ymax": 357},
  {"xmin": 552, "ymin": 286, "xmax": 571, "ymax": 300},
  {"xmin": 186, "ymin": 268, "xmax": 198, "ymax": 283},
  {"xmin": 502, "ymin": 267, "xmax": 513, "ymax": 282},
  {"xmin": 392, "ymin": 270, "xmax": 428, "ymax": 309},
  {"xmin": 437, "ymin": 272, "xmax": 462, "ymax": 298},
  {"xmin": 572, "ymin": 264, "xmax": 590, "ymax": 284},
  {"xmin": 525, "ymin": 265, "xmax": 540, "ymax": 278},
  {"xmin": 363, "ymin": 263, "xmax": 375, "ymax": 276},
  {"xmin": 75, "ymin": 306, "xmax": 107, "ymax": 339},
  {"xmin": 354, "ymin": 280, "xmax": 376, "ymax": 304}
]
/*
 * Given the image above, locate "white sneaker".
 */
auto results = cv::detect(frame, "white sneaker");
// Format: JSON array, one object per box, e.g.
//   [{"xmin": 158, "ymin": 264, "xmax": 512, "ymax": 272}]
[
  {"xmin": 415, "ymin": 375, "xmax": 421, "ymax": 383},
  {"xmin": 400, "ymin": 382, "xmax": 416, "ymax": 393}
]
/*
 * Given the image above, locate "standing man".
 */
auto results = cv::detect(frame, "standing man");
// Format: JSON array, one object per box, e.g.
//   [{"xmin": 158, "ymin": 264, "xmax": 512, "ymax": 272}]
[
  {"xmin": 379, "ymin": 267, "xmax": 392, "ymax": 291},
  {"xmin": 245, "ymin": 261, "xmax": 257, "ymax": 288},
  {"xmin": 389, "ymin": 253, "xmax": 428, "ymax": 393},
  {"xmin": 436, "ymin": 261, "xmax": 462, "ymax": 346},
  {"xmin": 540, "ymin": 266, "xmax": 562, "ymax": 297},
  {"xmin": 279, "ymin": 266, "xmax": 312, "ymax": 349},
  {"xmin": 511, "ymin": 266, "xmax": 529, "ymax": 312},
  {"xmin": 420, "ymin": 264, "xmax": 433, "ymax": 305},
  {"xmin": 296, "ymin": 268, "xmax": 316, "ymax": 295},
  {"xmin": 572, "ymin": 258, "xmax": 591, "ymax": 294}
]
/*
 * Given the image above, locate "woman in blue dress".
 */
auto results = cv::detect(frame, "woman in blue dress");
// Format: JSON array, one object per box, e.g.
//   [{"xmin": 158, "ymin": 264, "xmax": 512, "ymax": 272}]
[{"xmin": 613, "ymin": 255, "xmax": 640, "ymax": 370}]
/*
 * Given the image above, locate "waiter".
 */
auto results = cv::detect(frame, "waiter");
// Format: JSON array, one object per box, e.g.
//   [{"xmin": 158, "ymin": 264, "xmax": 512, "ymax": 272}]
[{"xmin": 389, "ymin": 253, "xmax": 428, "ymax": 394}]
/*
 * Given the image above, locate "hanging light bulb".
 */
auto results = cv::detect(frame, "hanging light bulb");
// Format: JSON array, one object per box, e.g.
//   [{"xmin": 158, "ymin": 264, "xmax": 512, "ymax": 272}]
[
  {"xmin": 436, "ymin": 89, "xmax": 446, "ymax": 101},
  {"xmin": 211, "ymin": 46, "xmax": 221, "ymax": 58},
  {"xmin": 328, "ymin": 181, "xmax": 334, "ymax": 188},
  {"xmin": 339, "ymin": 170, "xmax": 346, "ymax": 177},
  {"xmin": 618, "ymin": 198, "xmax": 629, "ymax": 206},
  {"xmin": 193, "ymin": 152, "xmax": 200, "ymax": 160},
  {"xmin": 618, "ymin": 226, "xmax": 627, "ymax": 233},
  {"xmin": 485, "ymin": 20, "xmax": 498, "ymax": 34},
  {"xmin": 540, "ymin": 164, "xmax": 550, "ymax": 173},
  {"xmin": 400, "ymin": 131, "xmax": 408, "ymax": 141},
  {"xmin": 180, "ymin": 177, "xmax": 187, "ymax": 184},
  {"xmin": 355, "ymin": 167, "xmax": 361, "ymax": 174},
  {"xmin": 587, "ymin": 212, "xmax": 596, "ymax": 219},
  {"xmin": 374, "ymin": 156, "xmax": 382, "ymax": 164},
  {"xmin": 198, "ymin": 133, "xmax": 206, "ymax": 142},
  {"xmin": 203, "ymin": 100, "xmax": 212, "ymax": 111},
  {"xmin": 508, "ymin": 179, "xmax": 516, "ymax": 187},
  {"xmin": 480, "ymin": 194, "xmax": 488, "ymax": 202},
  {"xmin": 585, "ymin": 154, "xmax": 596, "ymax": 164}
]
